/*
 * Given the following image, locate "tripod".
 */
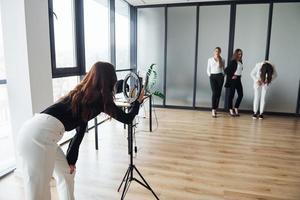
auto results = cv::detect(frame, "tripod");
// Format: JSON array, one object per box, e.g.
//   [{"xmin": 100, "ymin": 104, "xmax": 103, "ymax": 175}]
[{"xmin": 117, "ymin": 123, "xmax": 160, "ymax": 200}]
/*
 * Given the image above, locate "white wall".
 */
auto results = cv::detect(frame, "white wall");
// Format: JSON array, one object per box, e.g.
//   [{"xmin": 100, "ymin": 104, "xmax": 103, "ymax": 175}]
[
  {"xmin": 24, "ymin": 0, "xmax": 54, "ymax": 113},
  {"xmin": 0, "ymin": 0, "xmax": 53, "ymax": 142}
]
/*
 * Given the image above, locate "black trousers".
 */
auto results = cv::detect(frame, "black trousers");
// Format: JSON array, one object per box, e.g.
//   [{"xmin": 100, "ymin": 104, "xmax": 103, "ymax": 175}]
[
  {"xmin": 228, "ymin": 76, "xmax": 243, "ymax": 109},
  {"xmin": 210, "ymin": 73, "xmax": 224, "ymax": 109}
]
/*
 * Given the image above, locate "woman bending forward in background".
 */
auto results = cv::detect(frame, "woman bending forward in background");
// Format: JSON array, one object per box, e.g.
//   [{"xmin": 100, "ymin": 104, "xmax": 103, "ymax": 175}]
[{"xmin": 251, "ymin": 61, "xmax": 277, "ymax": 119}]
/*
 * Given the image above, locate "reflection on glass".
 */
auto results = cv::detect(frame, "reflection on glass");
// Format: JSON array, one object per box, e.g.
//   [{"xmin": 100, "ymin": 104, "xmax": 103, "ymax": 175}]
[
  {"xmin": 115, "ymin": 0, "xmax": 130, "ymax": 70},
  {"xmin": 53, "ymin": 0, "xmax": 76, "ymax": 68},
  {"xmin": 84, "ymin": 0, "xmax": 109, "ymax": 72}
]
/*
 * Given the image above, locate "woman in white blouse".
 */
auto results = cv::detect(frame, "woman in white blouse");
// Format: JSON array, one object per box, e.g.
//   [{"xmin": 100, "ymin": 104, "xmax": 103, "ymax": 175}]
[
  {"xmin": 250, "ymin": 61, "xmax": 277, "ymax": 119},
  {"xmin": 207, "ymin": 47, "xmax": 225, "ymax": 117}
]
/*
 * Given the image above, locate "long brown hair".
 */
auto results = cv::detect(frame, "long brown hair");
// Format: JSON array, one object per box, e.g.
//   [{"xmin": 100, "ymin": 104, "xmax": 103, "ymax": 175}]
[
  {"xmin": 214, "ymin": 47, "xmax": 224, "ymax": 68},
  {"xmin": 62, "ymin": 62, "xmax": 117, "ymax": 121},
  {"xmin": 260, "ymin": 62, "xmax": 274, "ymax": 84},
  {"xmin": 232, "ymin": 48, "xmax": 243, "ymax": 63}
]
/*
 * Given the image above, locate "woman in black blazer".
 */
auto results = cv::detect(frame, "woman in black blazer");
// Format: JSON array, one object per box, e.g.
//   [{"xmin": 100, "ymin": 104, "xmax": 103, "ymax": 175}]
[{"xmin": 224, "ymin": 49, "xmax": 244, "ymax": 116}]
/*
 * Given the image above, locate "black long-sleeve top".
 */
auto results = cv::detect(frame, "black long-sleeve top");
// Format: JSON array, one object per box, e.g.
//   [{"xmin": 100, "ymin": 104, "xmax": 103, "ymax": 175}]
[
  {"xmin": 224, "ymin": 60, "xmax": 238, "ymax": 88},
  {"xmin": 41, "ymin": 97, "xmax": 140, "ymax": 165}
]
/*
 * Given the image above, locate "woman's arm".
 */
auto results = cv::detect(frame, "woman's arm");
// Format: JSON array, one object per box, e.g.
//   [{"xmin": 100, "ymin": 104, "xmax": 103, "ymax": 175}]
[
  {"xmin": 251, "ymin": 63, "xmax": 260, "ymax": 82},
  {"xmin": 109, "ymin": 100, "xmax": 141, "ymax": 124},
  {"xmin": 226, "ymin": 60, "xmax": 239, "ymax": 77},
  {"xmin": 207, "ymin": 59, "xmax": 211, "ymax": 77},
  {"xmin": 66, "ymin": 122, "xmax": 88, "ymax": 165},
  {"xmin": 272, "ymin": 66, "xmax": 278, "ymax": 81},
  {"xmin": 107, "ymin": 89, "xmax": 144, "ymax": 124},
  {"xmin": 224, "ymin": 61, "xmax": 231, "ymax": 75}
]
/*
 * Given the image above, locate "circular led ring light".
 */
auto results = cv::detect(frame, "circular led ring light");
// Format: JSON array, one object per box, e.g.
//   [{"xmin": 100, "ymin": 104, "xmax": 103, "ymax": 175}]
[{"xmin": 122, "ymin": 72, "xmax": 142, "ymax": 103}]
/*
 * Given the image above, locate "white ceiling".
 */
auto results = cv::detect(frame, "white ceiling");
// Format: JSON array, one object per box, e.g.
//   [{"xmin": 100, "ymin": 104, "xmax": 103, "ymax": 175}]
[{"xmin": 126, "ymin": 0, "xmax": 229, "ymax": 6}]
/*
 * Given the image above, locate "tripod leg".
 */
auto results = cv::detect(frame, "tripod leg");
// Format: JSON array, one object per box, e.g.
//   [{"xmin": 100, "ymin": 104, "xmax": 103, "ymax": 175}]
[
  {"xmin": 121, "ymin": 178, "xmax": 132, "ymax": 200},
  {"xmin": 133, "ymin": 178, "xmax": 148, "ymax": 188},
  {"xmin": 118, "ymin": 167, "xmax": 130, "ymax": 192},
  {"xmin": 121, "ymin": 169, "xmax": 132, "ymax": 200},
  {"xmin": 133, "ymin": 166, "xmax": 160, "ymax": 200}
]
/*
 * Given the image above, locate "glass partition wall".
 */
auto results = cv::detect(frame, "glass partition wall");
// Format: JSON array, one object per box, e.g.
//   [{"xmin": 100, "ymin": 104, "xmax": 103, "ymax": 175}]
[
  {"xmin": 267, "ymin": 3, "xmax": 300, "ymax": 113},
  {"xmin": 196, "ymin": 5, "xmax": 230, "ymax": 108},
  {"xmin": 137, "ymin": 2, "xmax": 300, "ymax": 114},
  {"xmin": 165, "ymin": 6, "xmax": 197, "ymax": 107},
  {"xmin": 233, "ymin": 4, "xmax": 269, "ymax": 110},
  {"xmin": 137, "ymin": 7, "xmax": 165, "ymax": 105}
]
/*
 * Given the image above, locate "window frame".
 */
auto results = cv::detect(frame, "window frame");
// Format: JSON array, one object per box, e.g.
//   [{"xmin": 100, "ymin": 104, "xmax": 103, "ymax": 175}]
[
  {"xmin": 48, "ymin": 0, "xmax": 86, "ymax": 78},
  {"xmin": 48, "ymin": 0, "xmax": 136, "ymax": 78},
  {"xmin": 115, "ymin": 0, "xmax": 132, "ymax": 70}
]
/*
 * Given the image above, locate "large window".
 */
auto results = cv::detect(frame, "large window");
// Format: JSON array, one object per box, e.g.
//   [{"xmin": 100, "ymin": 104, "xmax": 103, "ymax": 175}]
[
  {"xmin": 49, "ymin": 0, "xmax": 134, "ymax": 143},
  {"xmin": 84, "ymin": 0, "xmax": 110, "ymax": 72},
  {"xmin": 115, "ymin": 0, "xmax": 130, "ymax": 70},
  {"xmin": 50, "ymin": 0, "xmax": 133, "ymax": 76},
  {"xmin": 52, "ymin": 76, "xmax": 79, "ymax": 102},
  {"xmin": 52, "ymin": 0, "xmax": 77, "ymax": 68},
  {"xmin": 0, "ymin": 13, "xmax": 14, "ymax": 174},
  {"xmin": 52, "ymin": 76, "xmax": 79, "ymax": 143}
]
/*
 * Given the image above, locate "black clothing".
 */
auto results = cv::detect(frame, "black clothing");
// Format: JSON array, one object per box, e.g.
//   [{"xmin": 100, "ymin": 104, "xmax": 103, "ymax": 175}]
[
  {"xmin": 224, "ymin": 60, "xmax": 243, "ymax": 109},
  {"xmin": 209, "ymin": 73, "xmax": 224, "ymax": 109},
  {"xmin": 42, "ymin": 98, "xmax": 140, "ymax": 165},
  {"xmin": 224, "ymin": 60, "xmax": 238, "ymax": 88},
  {"xmin": 227, "ymin": 76, "xmax": 243, "ymax": 109}
]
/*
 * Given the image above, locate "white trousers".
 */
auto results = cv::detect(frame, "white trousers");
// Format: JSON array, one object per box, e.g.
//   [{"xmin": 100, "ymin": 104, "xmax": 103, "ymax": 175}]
[
  {"xmin": 17, "ymin": 113, "xmax": 75, "ymax": 200},
  {"xmin": 253, "ymin": 84, "xmax": 268, "ymax": 115}
]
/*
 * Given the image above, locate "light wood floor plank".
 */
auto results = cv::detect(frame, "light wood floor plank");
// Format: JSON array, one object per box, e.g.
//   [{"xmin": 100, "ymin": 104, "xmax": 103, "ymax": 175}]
[{"xmin": 0, "ymin": 109, "xmax": 299, "ymax": 200}]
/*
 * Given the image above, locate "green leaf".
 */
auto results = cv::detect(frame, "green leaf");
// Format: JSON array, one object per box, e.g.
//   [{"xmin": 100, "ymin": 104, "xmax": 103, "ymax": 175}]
[
  {"xmin": 145, "ymin": 64, "xmax": 164, "ymax": 99},
  {"xmin": 153, "ymin": 91, "xmax": 165, "ymax": 99}
]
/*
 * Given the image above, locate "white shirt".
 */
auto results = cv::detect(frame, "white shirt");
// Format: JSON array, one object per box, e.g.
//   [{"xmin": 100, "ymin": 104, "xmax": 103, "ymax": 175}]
[
  {"xmin": 234, "ymin": 61, "xmax": 243, "ymax": 76},
  {"xmin": 250, "ymin": 61, "xmax": 277, "ymax": 85},
  {"xmin": 207, "ymin": 57, "xmax": 225, "ymax": 77}
]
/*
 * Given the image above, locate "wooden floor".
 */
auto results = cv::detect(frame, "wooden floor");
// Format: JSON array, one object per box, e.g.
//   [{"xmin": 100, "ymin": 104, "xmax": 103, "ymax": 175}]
[{"xmin": 0, "ymin": 108, "xmax": 300, "ymax": 200}]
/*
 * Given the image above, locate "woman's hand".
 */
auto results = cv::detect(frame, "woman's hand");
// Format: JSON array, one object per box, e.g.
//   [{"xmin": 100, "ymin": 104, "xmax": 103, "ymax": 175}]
[
  {"xmin": 138, "ymin": 88, "xmax": 145, "ymax": 103},
  {"xmin": 232, "ymin": 75, "xmax": 237, "ymax": 80},
  {"xmin": 257, "ymin": 80, "xmax": 262, "ymax": 86},
  {"xmin": 70, "ymin": 165, "xmax": 76, "ymax": 174}
]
